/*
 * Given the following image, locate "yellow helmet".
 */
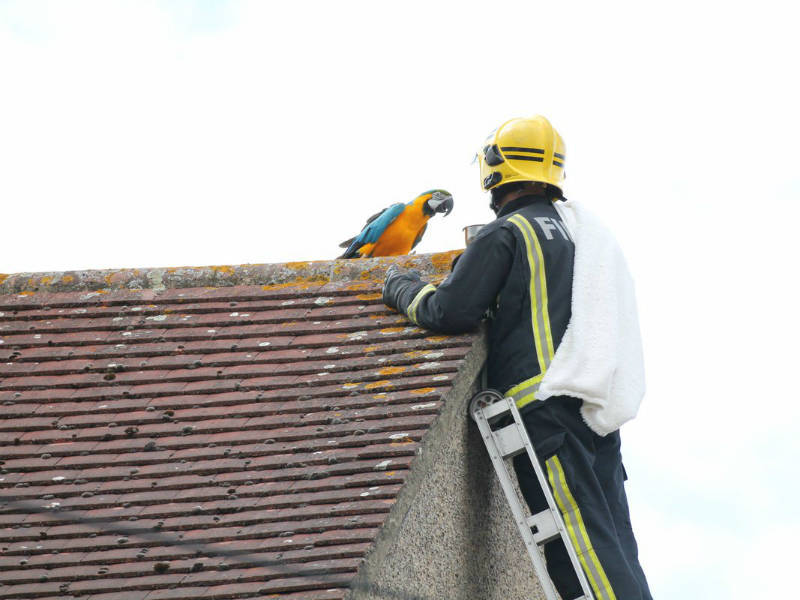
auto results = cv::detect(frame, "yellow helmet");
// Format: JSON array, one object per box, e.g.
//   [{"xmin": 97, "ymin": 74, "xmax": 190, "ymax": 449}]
[{"xmin": 478, "ymin": 115, "xmax": 566, "ymax": 192}]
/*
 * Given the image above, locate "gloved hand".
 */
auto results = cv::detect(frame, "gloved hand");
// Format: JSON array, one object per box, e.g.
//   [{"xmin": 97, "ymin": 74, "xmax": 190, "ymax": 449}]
[{"xmin": 382, "ymin": 264, "xmax": 421, "ymax": 310}]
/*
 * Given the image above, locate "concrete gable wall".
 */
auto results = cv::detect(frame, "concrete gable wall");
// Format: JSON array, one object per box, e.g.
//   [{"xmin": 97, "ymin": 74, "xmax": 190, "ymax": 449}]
[{"xmin": 348, "ymin": 333, "xmax": 546, "ymax": 600}]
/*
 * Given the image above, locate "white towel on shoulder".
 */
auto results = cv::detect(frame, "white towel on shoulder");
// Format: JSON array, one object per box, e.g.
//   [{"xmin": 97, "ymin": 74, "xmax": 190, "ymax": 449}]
[{"xmin": 536, "ymin": 200, "xmax": 646, "ymax": 436}]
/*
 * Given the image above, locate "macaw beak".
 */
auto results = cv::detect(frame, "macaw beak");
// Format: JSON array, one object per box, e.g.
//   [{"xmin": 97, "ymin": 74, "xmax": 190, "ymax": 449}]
[{"xmin": 425, "ymin": 191, "xmax": 454, "ymax": 217}]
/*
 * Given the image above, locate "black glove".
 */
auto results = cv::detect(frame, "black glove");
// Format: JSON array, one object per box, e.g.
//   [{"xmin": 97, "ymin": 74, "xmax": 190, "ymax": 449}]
[{"xmin": 382, "ymin": 265, "xmax": 421, "ymax": 310}]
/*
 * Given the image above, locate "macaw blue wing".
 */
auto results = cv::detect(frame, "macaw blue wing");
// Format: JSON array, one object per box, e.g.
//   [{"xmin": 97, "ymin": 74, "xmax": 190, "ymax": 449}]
[{"xmin": 339, "ymin": 203, "xmax": 406, "ymax": 259}]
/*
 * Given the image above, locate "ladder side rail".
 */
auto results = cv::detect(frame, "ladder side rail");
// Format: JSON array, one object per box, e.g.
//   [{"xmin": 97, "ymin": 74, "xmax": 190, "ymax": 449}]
[
  {"xmin": 506, "ymin": 399, "xmax": 596, "ymax": 600},
  {"xmin": 472, "ymin": 405, "xmax": 562, "ymax": 600}
]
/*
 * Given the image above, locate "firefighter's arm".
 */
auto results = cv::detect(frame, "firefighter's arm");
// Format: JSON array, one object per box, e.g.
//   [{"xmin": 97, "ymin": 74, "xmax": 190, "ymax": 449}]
[{"xmin": 382, "ymin": 226, "xmax": 514, "ymax": 333}]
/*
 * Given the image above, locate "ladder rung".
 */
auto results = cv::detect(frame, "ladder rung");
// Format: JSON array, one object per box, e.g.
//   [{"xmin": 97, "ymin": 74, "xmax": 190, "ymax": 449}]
[
  {"xmin": 480, "ymin": 399, "xmax": 512, "ymax": 421},
  {"xmin": 493, "ymin": 423, "xmax": 526, "ymax": 458},
  {"xmin": 527, "ymin": 509, "xmax": 560, "ymax": 545}
]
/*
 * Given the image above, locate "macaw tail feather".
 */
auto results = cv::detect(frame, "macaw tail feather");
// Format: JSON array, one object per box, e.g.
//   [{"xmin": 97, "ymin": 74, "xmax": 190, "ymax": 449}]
[{"xmin": 338, "ymin": 242, "xmax": 362, "ymax": 259}]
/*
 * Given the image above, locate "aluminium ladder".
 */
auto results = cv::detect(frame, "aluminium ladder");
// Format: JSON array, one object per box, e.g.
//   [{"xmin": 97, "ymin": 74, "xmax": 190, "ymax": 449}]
[{"xmin": 469, "ymin": 389, "xmax": 594, "ymax": 600}]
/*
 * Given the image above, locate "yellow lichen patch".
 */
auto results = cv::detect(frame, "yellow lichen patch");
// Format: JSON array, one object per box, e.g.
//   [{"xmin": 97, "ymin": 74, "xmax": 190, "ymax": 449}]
[
  {"xmin": 391, "ymin": 439, "xmax": 414, "ymax": 446},
  {"xmin": 379, "ymin": 327, "xmax": 404, "ymax": 335},
  {"xmin": 344, "ymin": 281, "xmax": 377, "ymax": 291},
  {"xmin": 372, "ymin": 392, "xmax": 388, "ymax": 399},
  {"xmin": 260, "ymin": 276, "xmax": 329, "ymax": 291},
  {"xmin": 426, "ymin": 336, "xmax": 448, "ymax": 343},
  {"xmin": 18, "ymin": 291, "xmax": 35, "ymax": 296},
  {"xmin": 285, "ymin": 261, "xmax": 311, "ymax": 270},
  {"xmin": 39, "ymin": 276, "xmax": 52, "ymax": 285},
  {"xmin": 261, "ymin": 282, "xmax": 303, "ymax": 290},
  {"xmin": 431, "ymin": 250, "xmax": 461, "ymax": 273},
  {"xmin": 355, "ymin": 264, "xmax": 383, "ymax": 281},
  {"xmin": 411, "ymin": 387, "xmax": 437, "ymax": 395},
  {"xmin": 378, "ymin": 366, "xmax": 406, "ymax": 376},
  {"xmin": 356, "ymin": 293, "xmax": 382, "ymax": 301},
  {"xmin": 61, "ymin": 275, "xmax": 74, "ymax": 284},
  {"xmin": 342, "ymin": 382, "xmax": 360, "ymax": 389},
  {"xmin": 385, "ymin": 471, "xmax": 397, "ymax": 477},
  {"xmin": 363, "ymin": 345, "xmax": 379, "ymax": 353},
  {"xmin": 210, "ymin": 265, "xmax": 235, "ymax": 275},
  {"xmin": 365, "ymin": 380, "xmax": 392, "ymax": 389},
  {"xmin": 403, "ymin": 350, "xmax": 427, "ymax": 359},
  {"xmin": 0, "ymin": 274, "xmax": 8, "ymax": 285}
]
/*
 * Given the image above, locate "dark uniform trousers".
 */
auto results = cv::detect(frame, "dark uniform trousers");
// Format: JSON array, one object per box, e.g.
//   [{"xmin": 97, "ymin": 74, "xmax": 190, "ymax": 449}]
[{"xmin": 513, "ymin": 396, "xmax": 653, "ymax": 600}]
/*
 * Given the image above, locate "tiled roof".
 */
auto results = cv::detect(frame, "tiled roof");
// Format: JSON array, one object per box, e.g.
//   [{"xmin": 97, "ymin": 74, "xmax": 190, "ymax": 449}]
[{"xmin": 0, "ymin": 253, "xmax": 479, "ymax": 600}]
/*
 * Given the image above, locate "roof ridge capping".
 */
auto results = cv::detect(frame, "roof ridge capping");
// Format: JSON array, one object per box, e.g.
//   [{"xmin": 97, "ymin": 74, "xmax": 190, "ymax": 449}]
[{"xmin": 0, "ymin": 250, "xmax": 462, "ymax": 295}]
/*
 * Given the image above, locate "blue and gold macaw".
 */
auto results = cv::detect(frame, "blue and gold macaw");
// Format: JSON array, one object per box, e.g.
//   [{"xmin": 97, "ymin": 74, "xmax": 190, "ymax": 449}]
[{"xmin": 338, "ymin": 190, "xmax": 454, "ymax": 258}]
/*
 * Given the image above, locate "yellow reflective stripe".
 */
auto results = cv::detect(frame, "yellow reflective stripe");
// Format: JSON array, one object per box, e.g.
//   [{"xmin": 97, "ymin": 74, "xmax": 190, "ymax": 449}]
[
  {"xmin": 546, "ymin": 456, "xmax": 617, "ymax": 600},
  {"xmin": 406, "ymin": 284, "xmax": 436, "ymax": 325},
  {"xmin": 515, "ymin": 216, "xmax": 555, "ymax": 360},
  {"xmin": 508, "ymin": 215, "xmax": 548, "ymax": 373},
  {"xmin": 505, "ymin": 373, "xmax": 543, "ymax": 409},
  {"xmin": 507, "ymin": 213, "xmax": 557, "ymax": 410},
  {"xmin": 515, "ymin": 392, "xmax": 537, "ymax": 409}
]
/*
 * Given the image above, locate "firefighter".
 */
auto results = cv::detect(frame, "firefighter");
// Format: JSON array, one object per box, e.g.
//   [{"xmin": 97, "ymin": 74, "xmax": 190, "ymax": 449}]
[{"xmin": 382, "ymin": 116, "xmax": 653, "ymax": 600}]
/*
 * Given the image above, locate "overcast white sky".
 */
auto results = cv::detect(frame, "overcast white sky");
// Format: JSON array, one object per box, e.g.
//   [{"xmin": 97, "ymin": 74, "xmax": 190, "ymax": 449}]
[{"xmin": 2, "ymin": 1, "xmax": 799, "ymax": 598}]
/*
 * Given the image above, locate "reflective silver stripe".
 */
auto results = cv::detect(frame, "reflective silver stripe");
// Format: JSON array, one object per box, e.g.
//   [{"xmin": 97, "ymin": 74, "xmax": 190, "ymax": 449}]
[
  {"xmin": 510, "ymin": 390, "xmax": 537, "ymax": 407},
  {"xmin": 517, "ymin": 215, "xmax": 555, "ymax": 362},
  {"xmin": 407, "ymin": 284, "xmax": 436, "ymax": 325},
  {"xmin": 505, "ymin": 373, "xmax": 543, "ymax": 409}
]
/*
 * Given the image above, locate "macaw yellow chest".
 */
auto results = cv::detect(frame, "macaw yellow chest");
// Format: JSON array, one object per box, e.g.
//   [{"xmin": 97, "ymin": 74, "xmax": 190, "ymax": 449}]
[{"xmin": 359, "ymin": 205, "xmax": 430, "ymax": 257}]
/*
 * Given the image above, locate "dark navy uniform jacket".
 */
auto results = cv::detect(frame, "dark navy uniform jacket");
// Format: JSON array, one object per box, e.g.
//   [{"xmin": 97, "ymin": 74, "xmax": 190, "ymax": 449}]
[{"xmin": 384, "ymin": 194, "xmax": 575, "ymax": 412}]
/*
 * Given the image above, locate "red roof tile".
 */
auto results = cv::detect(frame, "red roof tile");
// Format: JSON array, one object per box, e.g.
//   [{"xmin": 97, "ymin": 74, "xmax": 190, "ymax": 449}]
[{"xmin": 0, "ymin": 253, "xmax": 479, "ymax": 600}]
